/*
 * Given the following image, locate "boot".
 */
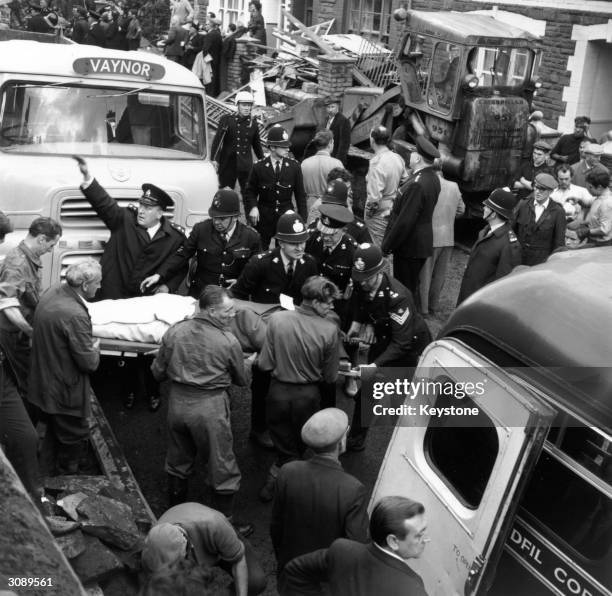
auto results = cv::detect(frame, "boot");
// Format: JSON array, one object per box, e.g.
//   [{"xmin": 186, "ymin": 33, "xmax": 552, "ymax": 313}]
[
  {"xmin": 213, "ymin": 492, "xmax": 254, "ymax": 538},
  {"xmin": 258, "ymin": 464, "xmax": 279, "ymax": 503},
  {"xmin": 167, "ymin": 474, "xmax": 188, "ymax": 507}
]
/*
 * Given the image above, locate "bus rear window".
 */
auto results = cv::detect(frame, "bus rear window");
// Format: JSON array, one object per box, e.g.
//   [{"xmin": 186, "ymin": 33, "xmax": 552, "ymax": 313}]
[{"xmin": 0, "ymin": 83, "xmax": 205, "ymax": 158}]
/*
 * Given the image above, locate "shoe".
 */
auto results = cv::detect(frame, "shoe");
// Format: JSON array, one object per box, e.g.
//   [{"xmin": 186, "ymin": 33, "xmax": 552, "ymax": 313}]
[
  {"xmin": 149, "ymin": 395, "xmax": 161, "ymax": 412},
  {"xmin": 231, "ymin": 520, "xmax": 254, "ymax": 538},
  {"xmin": 249, "ymin": 430, "xmax": 274, "ymax": 449},
  {"xmin": 346, "ymin": 435, "xmax": 366, "ymax": 452},
  {"xmin": 343, "ymin": 377, "xmax": 359, "ymax": 398},
  {"xmin": 124, "ymin": 392, "xmax": 135, "ymax": 409}
]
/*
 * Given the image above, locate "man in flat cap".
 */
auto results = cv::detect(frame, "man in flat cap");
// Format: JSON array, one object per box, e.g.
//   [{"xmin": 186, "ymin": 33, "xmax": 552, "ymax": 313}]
[
  {"xmin": 551, "ymin": 116, "xmax": 595, "ymax": 166},
  {"xmin": 571, "ymin": 142, "xmax": 608, "ymax": 189},
  {"xmin": 382, "ymin": 135, "xmax": 441, "ymax": 297},
  {"xmin": 322, "ymin": 97, "xmax": 351, "ymax": 166},
  {"xmin": 514, "ymin": 172, "xmax": 566, "ymax": 266},
  {"xmin": 513, "ymin": 139, "xmax": 555, "ymax": 201},
  {"xmin": 457, "ymin": 189, "xmax": 521, "ymax": 304},
  {"xmin": 271, "ymin": 407, "xmax": 368, "ymax": 572}
]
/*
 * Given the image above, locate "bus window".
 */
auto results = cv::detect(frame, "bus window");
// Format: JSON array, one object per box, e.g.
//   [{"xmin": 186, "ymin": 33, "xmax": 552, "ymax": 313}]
[
  {"xmin": 428, "ymin": 42, "xmax": 461, "ymax": 113},
  {"xmin": 467, "ymin": 47, "xmax": 532, "ymax": 88},
  {"xmin": 0, "ymin": 82, "xmax": 205, "ymax": 158},
  {"xmin": 424, "ymin": 380, "xmax": 499, "ymax": 509}
]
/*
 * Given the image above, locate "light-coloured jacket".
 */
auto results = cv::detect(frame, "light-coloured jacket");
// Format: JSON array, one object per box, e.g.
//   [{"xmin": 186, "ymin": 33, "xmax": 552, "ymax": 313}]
[{"xmin": 432, "ymin": 175, "xmax": 465, "ymax": 247}]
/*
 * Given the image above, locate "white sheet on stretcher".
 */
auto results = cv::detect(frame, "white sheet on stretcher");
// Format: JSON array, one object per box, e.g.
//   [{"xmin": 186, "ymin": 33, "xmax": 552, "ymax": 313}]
[{"xmin": 87, "ymin": 294, "xmax": 197, "ymax": 344}]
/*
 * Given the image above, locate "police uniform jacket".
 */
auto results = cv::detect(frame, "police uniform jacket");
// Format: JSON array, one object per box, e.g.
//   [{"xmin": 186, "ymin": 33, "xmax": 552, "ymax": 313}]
[
  {"xmin": 230, "ymin": 248, "xmax": 318, "ymax": 305},
  {"xmin": 280, "ymin": 539, "xmax": 428, "ymax": 596},
  {"xmin": 81, "ymin": 179, "xmax": 187, "ymax": 299},
  {"xmin": 457, "ymin": 222, "xmax": 521, "ymax": 304},
  {"xmin": 245, "ymin": 156, "xmax": 307, "ymax": 219},
  {"xmin": 27, "ymin": 283, "xmax": 99, "ymax": 418},
  {"xmin": 513, "ymin": 198, "xmax": 566, "ymax": 266},
  {"xmin": 382, "ymin": 167, "xmax": 440, "ymax": 259},
  {"xmin": 306, "ymin": 227, "xmax": 357, "ymax": 293},
  {"xmin": 346, "ymin": 217, "xmax": 372, "ymax": 245},
  {"xmin": 271, "ymin": 455, "xmax": 368, "ymax": 571},
  {"xmin": 157, "ymin": 219, "xmax": 261, "ymax": 297},
  {"xmin": 349, "ymin": 274, "xmax": 430, "ymax": 366},
  {"xmin": 210, "ymin": 113, "xmax": 264, "ymax": 176}
]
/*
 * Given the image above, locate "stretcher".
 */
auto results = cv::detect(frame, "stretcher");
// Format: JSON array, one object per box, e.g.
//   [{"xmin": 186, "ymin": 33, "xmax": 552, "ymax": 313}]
[{"xmin": 98, "ymin": 338, "xmax": 160, "ymax": 358}]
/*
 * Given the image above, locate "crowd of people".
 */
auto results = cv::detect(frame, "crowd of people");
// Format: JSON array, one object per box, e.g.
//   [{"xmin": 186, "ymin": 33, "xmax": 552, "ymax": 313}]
[{"xmin": 1, "ymin": 77, "xmax": 611, "ymax": 594}]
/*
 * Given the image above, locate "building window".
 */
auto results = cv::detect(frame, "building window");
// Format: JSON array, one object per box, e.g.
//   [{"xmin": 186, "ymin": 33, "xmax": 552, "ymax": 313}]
[
  {"xmin": 217, "ymin": 0, "xmax": 247, "ymax": 26},
  {"xmin": 348, "ymin": 0, "xmax": 392, "ymax": 44}
]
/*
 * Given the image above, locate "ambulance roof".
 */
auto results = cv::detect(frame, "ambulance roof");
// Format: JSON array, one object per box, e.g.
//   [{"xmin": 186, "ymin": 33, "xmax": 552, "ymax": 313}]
[
  {"xmin": 443, "ymin": 247, "xmax": 612, "ymax": 433},
  {"xmin": 0, "ymin": 41, "xmax": 203, "ymax": 89},
  {"xmin": 405, "ymin": 10, "xmax": 539, "ymax": 46}
]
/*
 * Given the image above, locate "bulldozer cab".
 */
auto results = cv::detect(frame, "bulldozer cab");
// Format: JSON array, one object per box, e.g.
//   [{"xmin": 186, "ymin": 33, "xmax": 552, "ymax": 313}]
[{"xmin": 396, "ymin": 10, "xmax": 540, "ymax": 120}]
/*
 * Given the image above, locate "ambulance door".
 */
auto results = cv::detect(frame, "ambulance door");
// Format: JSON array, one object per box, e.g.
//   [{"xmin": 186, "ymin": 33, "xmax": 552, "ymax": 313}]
[{"xmin": 370, "ymin": 338, "xmax": 555, "ymax": 596}]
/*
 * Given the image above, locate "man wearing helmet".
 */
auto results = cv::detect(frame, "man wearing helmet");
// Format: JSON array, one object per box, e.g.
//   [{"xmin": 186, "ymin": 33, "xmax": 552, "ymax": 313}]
[
  {"xmin": 245, "ymin": 125, "xmax": 307, "ymax": 249},
  {"xmin": 457, "ymin": 189, "xmax": 522, "ymax": 305},
  {"xmin": 140, "ymin": 189, "xmax": 261, "ymax": 297},
  {"xmin": 210, "ymin": 91, "xmax": 264, "ymax": 208}
]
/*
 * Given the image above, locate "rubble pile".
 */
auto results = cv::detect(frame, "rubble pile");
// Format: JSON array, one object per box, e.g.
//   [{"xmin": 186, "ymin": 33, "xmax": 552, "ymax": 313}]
[{"xmin": 43, "ymin": 475, "xmax": 148, "ymax": 595}]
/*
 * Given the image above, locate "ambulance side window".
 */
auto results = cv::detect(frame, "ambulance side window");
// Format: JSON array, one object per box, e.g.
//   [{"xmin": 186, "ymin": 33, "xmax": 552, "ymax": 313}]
[{"xmin": 424, "ymin": 381, "xmax": 499, "ymax": 509}]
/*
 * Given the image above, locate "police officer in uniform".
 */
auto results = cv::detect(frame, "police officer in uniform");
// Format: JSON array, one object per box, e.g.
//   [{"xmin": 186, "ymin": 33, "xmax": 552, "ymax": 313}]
[
  {"xmin": 306, "ymin": 181, "xmax": 357, "ymax": 326},
  {"xmin": 457, "ymin": 189, "xmax": 522, "ymax": 305},
  {"xmin": 245, "ymin": 125, "xmax": 307, "ymax": 249},
  {"xmin": 382, "ymin": 135, "xmax": 441, "ymax": 297},
  {"xmin": 140, "ymin": 189, "xmax": 261, "ymax": 297},
  {"xmin": 345, "ymin": 244, "xmax": 431, "ymax": 451},
  {"xmin": 210, "ymin": 91, "xmax": 265, "ymax": 208},
  {"xmin": 231, "ymin": 212, "xmax": 318, "ymax": 449}
]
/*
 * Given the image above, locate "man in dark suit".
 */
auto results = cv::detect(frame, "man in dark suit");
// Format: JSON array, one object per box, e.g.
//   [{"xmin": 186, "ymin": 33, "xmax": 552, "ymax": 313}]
[
  {"xmin": 382, "ymin": 135, "xmax": 441, "ymax": 296},
  {"xmin": 201, "ymin": 17, "xmax": 223, "ymax": 96},
  {"xmin": 457, "ymin": 189, "xmax": 522, "ymax": 305},
  {"xmin": 210, "ymin": 91, "xmax": 264, "ymax": 208},
  {"xmin": 27, "ymin": 3, "xmax": 54, "ymax": 32},
  {"xmin": 85, "ymin": 10, "xmax": 106, "ymax": 47},
  {"xmin": 514, "ymin": 172, "xmax": 566, "ymax": 266},
  {"xmin": 231, "ymin": 212, "xmax": 318, "ymax": 450},
  {"xmin": 323, "ymin": 96, "xmax": 351, "ymax": 166},
  {"xmin": 271, "ymin": 408, "xmax": 368, "ymax": 570},
  {"xmin": 165, "ymin": 15, "xmax": 189, "ymax": 64},
  {"xmin": 140, "ymin": 189, "xmax": 261, "ymax": 297},
  {"xmin": 245, "ymin": 125, "xmax": 307, "ymax": 249},
  {"xmin": 27, "ymin": 259, "xmax": 101, "ymax": 475},
  {"xmin": 280, "ymin": 495, "xmax": 429, "ymax": 596}
]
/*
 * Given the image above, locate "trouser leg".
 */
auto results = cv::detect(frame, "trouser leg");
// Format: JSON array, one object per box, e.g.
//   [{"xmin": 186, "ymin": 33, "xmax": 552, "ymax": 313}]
[
  {"xmin": 165, "ymin": 393, "xmax": 198, "ymax": 479},
  {"xmin": 429, "ymin": 246, "xmax": 453, "ymax": 312},
  {"xmin": 50, "ymin": 413, "xmax": 90, "ymax": 475},
  {"xmin": 418, "ymin": 255, "xmax": 434, "ymax": 314},
  {"xmin": 394, "ymin": 256, "xmax": 426, "ymax": 297},
  {"xmin": 0, "ymin": 363, "xmax": 40, "ymax": 498},
  {"xmin": 250, "ymin": 363, "xmax": 270, "ymax": 434},
  {"xmin": 217, "ymin": 538, "xmax": 267, "ymax": 595}
]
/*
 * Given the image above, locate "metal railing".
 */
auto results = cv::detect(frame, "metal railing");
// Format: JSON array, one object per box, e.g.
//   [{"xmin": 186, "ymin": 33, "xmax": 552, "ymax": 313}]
[{"xmin": 352, "ymin": 37, "xmax": 399, "ymax": 88}]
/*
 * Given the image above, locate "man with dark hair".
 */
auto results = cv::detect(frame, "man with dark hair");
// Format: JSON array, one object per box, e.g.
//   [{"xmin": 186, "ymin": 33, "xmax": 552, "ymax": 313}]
[
  {"xmin": 28, "ymin": 259, "xmax": 101, "ymax": 475},
  {"xmin": 301, "ymin": 130, "xmax": 343, "ymax": 214},
  {"xmin": 0, "ymin": 217, "xmax": 62, "ymax": 396},
  {"xmin": 280, "ymin": 495, "xmax": 429, "ymax": 596},
  {"xmin": 382, "ymin": 135, "xmax": 441, "ymax": 296},
  {"xmin": 71, "ymin": 6, "xmax": 90, "ymax": 43},
  {"xmin": 323, "ymin": 96, "xmax": 351, "ymax": 166},
  {"xmin": 151, "ymin": 286, "xmax": 252, "ymax": 534},
  {"xmin": 551, "ymin": 116, "xmax": 594, "ymax": 166},
  {"xmin": 514, "ymin": 173, "xmax": 566, "ymax": 265},
  {"xmin": 257, "ymin": 275, "xmax": 341, "ymax": 501},
  {"xmin": 575, "ymin": 168, "xmax": 612, "ymax": 246},
  {"xmin": 271, "ymin": 407, "xmax": 368, "ymax": 571},
  {"xmin": 513, "ymin": 140, "xmax": 555, "ymax": 201},
  {"xmin": 247, "ymin": 0, "xmax": 266, "ymax": 54},
  {"xmin": 457, "ymin": 189, "xmax": 521, "ymax": 304},
  {"xmin": 365, "ymin": 126, "xmax": 407, "ymax": 247}
]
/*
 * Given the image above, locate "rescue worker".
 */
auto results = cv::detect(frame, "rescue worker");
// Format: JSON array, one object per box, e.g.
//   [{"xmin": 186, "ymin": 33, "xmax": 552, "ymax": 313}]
[
  {"xmin": 257, "ymin": 276, "xmax": 341, "ymax": 502},
  {"xmin": 345, "ymin": 244, "xmax": 431, "ymax": 452},
  {"xmin": 305, "ymin": 180, "xmax": 357, "ymax": 325},
  {"xmin": 323, "ymin": 96, "xmax": 351, "ymax": 166},
  {"xmin": 210, "ymin": 91, "xmax": 264, "ymax": 208},
  {"xmin": 245, "ymin": 125, "xmax": 307, "ymax": 249},
  {"xmin": 456, "ymin": 189, "xmax": 522, "ymax": 305},
  {"xmin": 231, "ymin": 212, "xmax": 318, "ymax": 450},
  {"xmin": 514, "ymin": 173, "xmax": 566, "ymax": 266},
  {"xmin": 0, "ymin": 217, "xmax": 62, "ymax": 398},
  {"xmin": 76, "ymin": 157, "xmax": 187, "ymax": 412},
  {"xmin": 513, "ymin": 140, "xmax": 555, "ymax": 201},
  {"xmin": 140, "ymin": 189, "xmax": 261, "ymax": 297},
  {"xmin": 151, "ymin": 286, "xmax": 253, "ymax": 538},
  {"xmin": 382, "ymin": 135, "xmax": 441, "ymax": 297},
  {"xmin": 271, "ymin": 407, "xmax": 368, "ymax": 571}
]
